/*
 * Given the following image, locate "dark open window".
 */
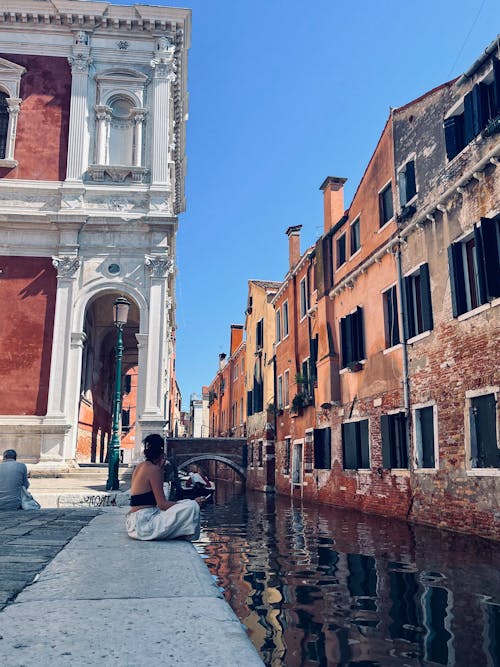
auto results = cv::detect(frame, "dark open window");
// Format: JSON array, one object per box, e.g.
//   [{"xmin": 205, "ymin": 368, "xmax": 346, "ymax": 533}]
[
  {"xmin": 448, "ymin": 216, "xmax": 500, "ymax": 317},
  {"xmin": 404, "ymin": 263, "xmax": 433, "ymax": 338},
  {"xmin": 470, "ymin": 393, "xmax": 499, "ymax": 468},
  {"xmin": 313, "ymin": 428, "xmax": 331, "ymax": 469},
  {"xmin": 398, "ymin": 160, "xmax": 417, "ymax": 206},
  {"xmin": 383, "ymin": 285, "xmax": 400, "ymax": 348},
  {"xmin": 381, "ymin": 412, "xmax": 408, "ymax": 469},
  {"xmin": 283, "ymin": 437, "xmax": 291, "ymax": 475},
  {"xmin": 0, "ymin": 92, "xmax": 8, "ymax": 160},
  {"xmin": 379, "ymin": 183, "xmax": 394, "ymax": 227},
  {"xmin": 256, "ymin": 318, "xmax": 264, "ymax": 349},
  {"xmin": 340, "ymin": 306, "xmax": 365, "ymax": 368},
  {"xmin": 415, "ymin": 406, "xmax": 435, "ymax": 468},
  {"xmin": 123, "ymin": 374, "xmax": 132, "ymax": 394},
  {"xmin": 300, "ymin": 277, "xmax": 308, "ymax": 318},
  {"xmin": 350, "ymin": 218, "xmax": 360, "ymax": 255},
  {"xmin": 337, "ymin": 233, "xmax": 346, "ymax": 267},
  {"xmin": 342, "ymin": 420, "xmax": 370, "ymax": 469}
]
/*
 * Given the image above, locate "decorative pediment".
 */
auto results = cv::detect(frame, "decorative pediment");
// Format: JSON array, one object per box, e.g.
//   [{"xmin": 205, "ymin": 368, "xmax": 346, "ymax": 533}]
[{"xmin": 0, "ymin": 58, "xmax": 26, "ymax": 98}]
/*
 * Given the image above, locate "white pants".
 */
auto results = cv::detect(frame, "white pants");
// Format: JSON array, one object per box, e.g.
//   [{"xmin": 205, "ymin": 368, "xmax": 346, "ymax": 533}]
[{"xmin": 126, "ymin": 500, "xmax": 200, "ymax": 541}]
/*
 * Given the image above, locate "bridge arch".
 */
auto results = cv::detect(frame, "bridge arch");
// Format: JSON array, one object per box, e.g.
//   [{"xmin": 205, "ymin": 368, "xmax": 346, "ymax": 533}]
[{"xmin": 181, "ymin": 454, "xmax": 246, "ymax": 479}]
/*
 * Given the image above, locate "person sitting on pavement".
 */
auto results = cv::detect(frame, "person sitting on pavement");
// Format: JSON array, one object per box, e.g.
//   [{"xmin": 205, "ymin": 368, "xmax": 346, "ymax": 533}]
[
  {"xmin": 126, "ymin": 434, "xmax": 207, "ymax": 541},
  {"xmin": 0, "ymin": 449, "xmax": 29, "ymax": 511}
]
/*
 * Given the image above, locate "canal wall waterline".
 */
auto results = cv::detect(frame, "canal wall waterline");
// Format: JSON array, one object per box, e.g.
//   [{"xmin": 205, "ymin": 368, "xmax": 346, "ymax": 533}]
[{"xmin": 0, "ymin": 507, "xmax": 264, "ymax": 667}]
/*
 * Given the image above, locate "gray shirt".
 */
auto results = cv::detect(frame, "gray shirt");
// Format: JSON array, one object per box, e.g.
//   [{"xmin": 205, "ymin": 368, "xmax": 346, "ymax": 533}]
[{"xmin": 0, "ymin": 460, "xmax": 29, "ymax": 510}]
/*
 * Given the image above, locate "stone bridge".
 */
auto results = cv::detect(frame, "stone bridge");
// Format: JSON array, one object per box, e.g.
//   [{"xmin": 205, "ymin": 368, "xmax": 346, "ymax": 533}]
[{"xmin": 165, "ymin": 438, "xmax": 247, "ymax": 479}]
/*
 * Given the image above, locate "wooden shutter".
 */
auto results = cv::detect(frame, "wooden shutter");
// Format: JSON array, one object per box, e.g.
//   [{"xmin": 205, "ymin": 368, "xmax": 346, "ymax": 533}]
[
  {"xmin": 474, "ymin": 223, "xmax": 487, "ymax": 306},
  {"xmin": 419, "ymin": 263, "xmax": 434, "ymax": 332},
  {"xmin": 419, "ymin": 406, "xmax": 435, "ymax": 468},
  {"xmin": 314, "ymin": 428, "xmax": 331, "ymax": 469},
  {"xmin": 447, "ymin": 243, "xmax": 466, "ymax": 317},
  {"xmin": 444, "ymin": 116, "xmax": 460, "ymax": 160},
  {"xmin": 479, "ymin": 217, "xmax": 500, "ymax": 300},
  {"xmin": 358, "ymin": 420, "xmax": 370, "ymax": 469},
  {"xmin": 404, "ymin": 275, "xmax": 415, "ymax": 339},
  {"xmin": 472, "ymin": 394, "xmax": 498, "ymax": 468},
  {"xmin": 355, "ymin": 307, "xmax": 365, "ymax": 361},
  {"xmin": 342, "ymin": 423, "xmax": 357, "ymax": 470},
  {"xmin": 340, "ymin": 316, "xmax": 350, "ymax": 367},
  {"xmin": 405, "ymin": 160, "xmax": 416, "ymax": 201},
  {"xmin": 380, "ymin": 415, "xmax": 392, "ymax": 468},
  {"xmin": 493, "ymin": 58, "xmax": 500, "ymax": 115}
]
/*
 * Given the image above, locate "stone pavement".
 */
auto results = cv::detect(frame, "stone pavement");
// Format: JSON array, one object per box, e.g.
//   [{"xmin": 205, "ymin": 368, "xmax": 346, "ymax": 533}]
[
  {"xmin": 0, "ymin": 505, "xmax": 264, "ymax": 666},
  {"xmin": 0, "ymin": 509, "xmax": 100, "ymax": 611}
]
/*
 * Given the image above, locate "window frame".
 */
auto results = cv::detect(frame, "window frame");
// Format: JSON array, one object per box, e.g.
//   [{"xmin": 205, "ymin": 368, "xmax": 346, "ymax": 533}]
[
  {"xmin": 342, "ymin": 419, "xmax": 370, "ymax": 470},
  {"xmin": 282, "ymin": 300, "xmax": 289, "ymax": 338},
  {"xmin": 337, "ymin": 233, "xmax": 347, "ymax": 267},
  {"xmin": 465, "ymin": 388, "xmax": 499, "ymax": 473},
  {"xmin": 275, "ymin": 307, "xmax": 282, "ymax": 344},
  {"xmin": 381, "ymin": 411, "xmax": 409, "ymax": 470},
  {"xmin": 397, "ymin": 157, "xmax": 417, "ymax": 208},
  {"xmin": 299, "ymin": 277, "xmax": 308, "ymax": 320},
  {"xmin": 404, "ymin": 262, "xmax": 434, "ymax": 340},
  {"xmin": 283, "ymin": 369, "xmax": 290, "ymax": 408},
  {"xmin": 339, "ymin": 306, "xmax": 365, "ymax": 368},
  {"xmin": 378, "ymin": 181, "xmax": 394, "ymax": 228},
  {"xmin": 350, "ymin": 217, "xmax": 361, "ymax": 256},
  {"xmin": 0, "ymin": 57, "xmax": 26, "ymax": 167},
  {"xmin": 413, "ymin": 403, "xmax": 439, "ymax": 471}
]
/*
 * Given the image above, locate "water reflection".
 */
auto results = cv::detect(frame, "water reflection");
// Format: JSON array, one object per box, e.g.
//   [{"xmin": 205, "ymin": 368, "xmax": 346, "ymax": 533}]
[{"xmin": 196, "ymin": 486, "xmax": 500, "ymax": 667}]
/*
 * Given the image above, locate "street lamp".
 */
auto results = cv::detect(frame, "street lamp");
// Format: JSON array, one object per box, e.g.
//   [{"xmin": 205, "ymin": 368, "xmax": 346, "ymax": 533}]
[{"xmin": 106, "ymin": 296, "xmax": 130, "ymax": 491}]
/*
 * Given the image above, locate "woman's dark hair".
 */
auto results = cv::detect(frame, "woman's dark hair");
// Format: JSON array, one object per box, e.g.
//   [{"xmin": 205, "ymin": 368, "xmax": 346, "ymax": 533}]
[{"xmin": 143, "ymin": 433, "xmax": 165, "ymax": 462}]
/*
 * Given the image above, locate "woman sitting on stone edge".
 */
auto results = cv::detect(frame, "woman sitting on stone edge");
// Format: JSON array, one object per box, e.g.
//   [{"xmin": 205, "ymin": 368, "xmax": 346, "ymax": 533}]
[{"xmin": 126, "ymin": 434, "xmax": 207, "ymax": 541}]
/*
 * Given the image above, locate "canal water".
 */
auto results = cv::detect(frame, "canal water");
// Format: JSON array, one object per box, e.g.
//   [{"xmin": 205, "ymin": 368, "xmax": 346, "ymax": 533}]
[{"xmin": 195, "ymin": 484, "xmax": 499, "ymax": 667}]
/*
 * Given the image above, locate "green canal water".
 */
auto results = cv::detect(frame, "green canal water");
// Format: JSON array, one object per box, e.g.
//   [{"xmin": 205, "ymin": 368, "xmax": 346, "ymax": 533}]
[{"xmin": 195, "ymin": 484, "xmax": 499, "ymax": 667}]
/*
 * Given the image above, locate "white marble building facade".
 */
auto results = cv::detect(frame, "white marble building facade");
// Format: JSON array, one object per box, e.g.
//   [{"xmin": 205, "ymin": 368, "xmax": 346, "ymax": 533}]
[{"xmin": 0, "ymin": 1, "xmax": 191, "ymax": 468}]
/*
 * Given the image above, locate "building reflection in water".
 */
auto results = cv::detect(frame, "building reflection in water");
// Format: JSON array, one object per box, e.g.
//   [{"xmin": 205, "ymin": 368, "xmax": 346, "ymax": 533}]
[{"xmin": 196, "ymin": 487, "xmax": 500, "ymax": 667}]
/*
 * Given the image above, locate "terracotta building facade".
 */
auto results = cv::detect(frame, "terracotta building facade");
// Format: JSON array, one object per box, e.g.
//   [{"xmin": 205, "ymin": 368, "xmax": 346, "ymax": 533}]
[{"xmin": 0, "ymin": 1, "xmax": 191, "ymax": 469}]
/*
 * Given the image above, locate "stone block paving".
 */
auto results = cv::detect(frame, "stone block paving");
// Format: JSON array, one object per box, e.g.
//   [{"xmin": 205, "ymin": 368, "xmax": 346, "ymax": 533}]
[{"xmin": 0, "ymin": 509, "xmax": 100, "ymax": 610}]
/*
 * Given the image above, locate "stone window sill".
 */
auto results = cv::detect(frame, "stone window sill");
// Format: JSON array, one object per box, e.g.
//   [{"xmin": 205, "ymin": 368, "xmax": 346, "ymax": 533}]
[{"xmin": 0, "ymin": 158, "xmax": 18, "ymax": 168}]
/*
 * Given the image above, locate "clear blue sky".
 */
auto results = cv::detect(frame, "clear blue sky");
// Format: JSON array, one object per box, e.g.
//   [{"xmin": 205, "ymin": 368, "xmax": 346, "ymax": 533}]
[{"xmin": 119, "ymin": 1, "xmax": 499, "ymax": 408}]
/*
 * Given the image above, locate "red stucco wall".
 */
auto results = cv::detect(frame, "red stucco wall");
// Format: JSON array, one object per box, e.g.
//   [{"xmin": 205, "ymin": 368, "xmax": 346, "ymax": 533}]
[
  {"xmin": 0, "ymin": 54, "xmax": 71, "ymax": 181},
  {"xmin": 0, "ymin": 256, "xmax": 56, "ymax": 415}
]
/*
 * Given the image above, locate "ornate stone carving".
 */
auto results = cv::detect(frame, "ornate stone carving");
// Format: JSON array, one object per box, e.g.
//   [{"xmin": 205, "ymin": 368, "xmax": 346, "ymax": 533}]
[
  {"xmin": 52, "ymin": 256, "xmax": 81, "ymax": 278},
  {"xmin": 68, "ymin": 53, "xmax": 92, "ymax": 73},
  {"xmin": 145, "ymin": 255, "xmax": 174, "ymax": 278},
  {"xmin": 151, "ymin": 35, "xmax": 177, "ymax": 82},
  {"xmin": 165, "ymin": 296, "xmax": 173, "ymax": 311},
  {"xmin": 74, "ymin": 31, "xmax": 89, "ymax": 46},
  {"xmin": 109, "ymin": 198, "xmax": 129, "ymax": 211},
  {"xmin": 117, "ymin": 40, "xmax": 129, "ymax": 50}
]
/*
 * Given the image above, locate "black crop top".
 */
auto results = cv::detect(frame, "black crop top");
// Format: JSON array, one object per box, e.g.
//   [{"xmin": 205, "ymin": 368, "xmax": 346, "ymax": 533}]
[{"xmin": 130, "ymin": 490, "xmax": 156, "ymax": 507}]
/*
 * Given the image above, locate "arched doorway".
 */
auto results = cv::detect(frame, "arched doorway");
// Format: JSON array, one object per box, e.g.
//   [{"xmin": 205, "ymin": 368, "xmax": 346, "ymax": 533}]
[{"xmin": 77, "ymin": 292, "xmax": 140, "ymax": 463}]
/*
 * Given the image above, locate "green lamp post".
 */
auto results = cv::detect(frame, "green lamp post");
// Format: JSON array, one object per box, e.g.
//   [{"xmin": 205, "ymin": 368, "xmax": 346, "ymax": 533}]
[{"xmin": 106, "ymin": 296, "xmax": 130, "ymax": 491}]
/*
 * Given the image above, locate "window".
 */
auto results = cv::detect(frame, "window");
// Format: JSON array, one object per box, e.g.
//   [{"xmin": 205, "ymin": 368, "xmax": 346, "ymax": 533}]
[
  {"xmin": 108, "ymin": 97, "xmax": 135, "ymax": 165},
  {"xmin": 300, "ymin": 358, "xmax": 313, "ymax": 399},
  {"xmin": 414, "ymin": 405, "xmax": 436, "ymax": 468},
  {"xmin": 404, "ymin": 263, "xmax": 433, "ymax": 338},
  {"xmin": 314, "ymin": 427, "xmax": 331, "ymax": 469},
  {"xmin": 379, "ymin": 182, "xmax": 394, "ymax": 227},
  {"xmin": 314, "ymin": 233, "xmax": 334, "ymax": 296},
  {"xmin": 283, "ymin": 370, "xmax": 290, "ymax": 407},
  {"xmin": 304, "ymin": 431, "xmax": 314, "ymax": 472},
  {"xmin": 469, "ymin": 393, "xmax": 499, "ymax": 468},
  {"xmin": 448, "ymin": 217, "xmax": 500, "ymax": 317},
  {"xmin": 383, "ymin": 285, "xmax": 400, "ymax": 348},
  {"xmin": 123, "ymin": 374, "xmax": 132, "ymax": 394},
  {"xmin": 292, "ymin": 441, "xmax": 303, "ymax": 484},
  {"xmin": 275, "ymin": 308, "xmax": 282, "ymax": 343},
  {"xmin": 0, "ymin": 58, "xmax": 26, "ymax": 166},
  {"xmin": 277, "ymin": 375, "xmax": 283, "ymax": 410},
  {"xmin": 342, "ymin": 420, "xmax": 370, "ymax": 469},
  {"xmin": 350, "ymin": 218, "xmax": 360, "ymax": 255},
  {"xmin": 398, "ymin": 159, "xmax": 417, "ymax": 206},
  {"xmin": 300, "ymin": 277, "xmax": 308, "ymax": 318},
  {"xmin": 337, "ymin": 233, "xmax": 346, "ymax": 267},
  {"xmin": 256, "ymin": 318, "xmax": 264, "ymax": 349},
  {"xmin": 283, "ymin": 300, "xmax": 289, "ymax": 337},
  {"xmin": 444, "ymin": 58, "xmax": 500, "ymax": 160},
  {"xmin": 283, "ymin": 437, "xmax": 291, "ymax": 475},
  {"xmin": 121, "ymin": 408, "xmax": 130, "ymax": 432},
  {"xmin": 340, "ymin": 306, "xmax": 365, "ymax": 368},
  {"xmin": 381, "ymin": 412, "xmax": 408, "ymax": 469},
  {"xmin": 258, "ymin": 440, "xmax": 263, "ymax": 467},
  {"xmin": 0, "ymin": 92, "xmax": 8, "ymax": 159}
]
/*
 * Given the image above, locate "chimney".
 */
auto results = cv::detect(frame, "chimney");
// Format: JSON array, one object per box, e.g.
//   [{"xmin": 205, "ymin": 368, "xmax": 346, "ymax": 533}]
[
  {"xmin": 319, "ymin": 176, "xmax": 347, "ymax": 232},
  {"xmin": 286, "ymin": 225, "xmax": 302, "ymax": 269},
  {"xmin": 218, "ymin": 352, "xmax": 226, "ymax": 370},
  {"xmin": 230, "ymin": 324, "xmax": 244, "ymax": 355}
]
